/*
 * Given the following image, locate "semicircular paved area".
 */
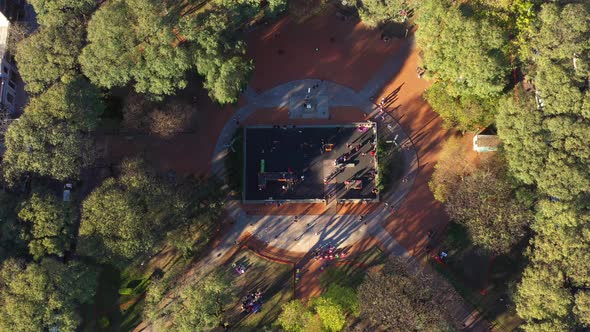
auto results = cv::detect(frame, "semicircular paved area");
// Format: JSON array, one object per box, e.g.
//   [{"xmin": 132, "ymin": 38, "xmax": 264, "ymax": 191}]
[{"xmin": 210, "ymin": 40, "xmax": 420, "ymax": 257}]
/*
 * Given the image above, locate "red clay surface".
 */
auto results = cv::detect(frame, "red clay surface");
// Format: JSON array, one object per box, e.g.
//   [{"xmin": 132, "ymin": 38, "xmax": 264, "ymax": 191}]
[
  {"xmin": 98, "ymin": 86, "xmax": 242, "ymax": 177},
  {"xmin": 371, "ymin": 46, "xmax": 452, "ymax": 256},
  {"xmin": 247, "ymin": 5, "xmax": 404, "ymax": 91}
]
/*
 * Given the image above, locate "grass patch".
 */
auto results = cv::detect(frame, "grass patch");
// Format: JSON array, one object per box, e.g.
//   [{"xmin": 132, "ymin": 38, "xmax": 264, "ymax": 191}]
[
  {"xmin": 223, "ymin": 250, "xmax": 294, "ymax": 330},
  {"xmin": 376, "ymin": 139, "xmax": 404, "ymax": 193},
  {"xmin": 225, "ymin": 129, "xmax": 244, "ymax": 194},
  {"xmin": 319, "ymin": 247, "xmax": 387, "ymax": 289}
]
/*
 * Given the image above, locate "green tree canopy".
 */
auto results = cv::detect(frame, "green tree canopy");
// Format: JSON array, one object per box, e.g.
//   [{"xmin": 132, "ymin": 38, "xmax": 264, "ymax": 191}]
[
  {"xmin": 180, "ymin": 9, "xmax": 254, "ymax": 104},
  {"xmin": 80, "ymin": 0, "xmax": 191, "ymax": 97},
  {"xmin": 15, "ymin": 22, "xmax": 84, "ymax": 94},
  {"xmin": 28, "ymin": 0, "xmax": 97, "ymax": 27},
  {"xmin": 416, "ymin": 0, "xmax": 510, "ymax": 100},
  {"xmin": 78, "ymin": 158, "xmax": 168, "ymax": 264},
  {"xmin": 275, "ymin": 300, "xmax": 327, "ymax": 332},
  {"xmin": 356, "ymin": 0, "xmax": 409, "ymax": 28},
  {"xmin": 429, "ymin": 136, "xmax": 474, "ymax": 203},
  {"xmin": 445, "ymin": 160, "xmax": 532, "ymax": 254},
  {"xmin": 168, "ymin": 272, "xmax": 233, "ymax": 331},
  {"xmin": 0, "ymin": 258, "xmax": 97, "ymax": 332},
  {"xmin": 17, "ymin": 191, "xmax": 76, "ymax": 260},
  {"xmin": 357, "ymin": 258, "xmax": 458, "ymax": 331},
  {"xmin": 416, "ymin": 0, "xmax": 510, "ymax": 130},
  {"xmin": 1, "ymin": 79, "xmax": 104, "ymax": 183},
  {"xmin": 312, "ymin": 297, "xmax": 346, "ymax": 332}
]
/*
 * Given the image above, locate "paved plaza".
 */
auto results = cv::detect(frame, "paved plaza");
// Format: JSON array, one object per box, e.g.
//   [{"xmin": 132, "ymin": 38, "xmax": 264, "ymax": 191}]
[{"xmin": 243, "ymin": 124, "xmax": 379, "ymax": 202}]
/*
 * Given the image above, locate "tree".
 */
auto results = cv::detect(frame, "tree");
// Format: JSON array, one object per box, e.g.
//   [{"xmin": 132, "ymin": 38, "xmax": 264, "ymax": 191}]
[
  {"xmin": 424, "ymin": 83, "xmax": 496, "ymax": 131},
  {"xmin": 169, "ymin": 272, "xmax": 233, "ymax": 331},
  {"xmin": 415, "ymin": 0, "xmax": 510, "ymax": 130},
  {"xmin": 16, "ymin": 22, "xmax": 84, "ymax": 94},
  {"xmin": 1, "ymin": 78, "xmax": 104, "ymax": 183},
  {"xmin": 276, "ymin": 300, "xmax": 322, "ymax": 332},
  {"xmin": 6, "ymin": 22, "xmax": 31, "ymax": 55},
  {"xmin": 80, "ymin": 0, "xmax": 191, "ymax": 98},
  {"xmin": 0, "ymin": 258, "xmax": 97, "ymax": 332},
  {"xmin": 78, "ymin": 158, "xmax": 168, "ymax": 264},
  {"xmin": 356, "ymin": 0, "xmax": 409, "ymax": 28},
  {"xmin": 28, "ymin": 0, "xmax": 97, "ymax": 27},
  {"xmin": 312, "ymin": 297, "xmax": 346, "ymax": 332},
  {"xmin": 416, "ymin": 0, "xmax": 510, "ymax": 100},
  {"xmin": 445, "ymin": 161, "xmax": 532, "ymax": 254},
  {"xmin": 515, "ymin": 263, "xmax": 573, "ymax": 330},
  {"xmin": 574, "ymin": 291, "xmax": 590, "ymax": 327},
  {"xmin": 357, "ymin": 258, "xmax": 458, "ymax": 331},
  {"xmin": 181, "ymin": 10, "xmax": 254, "ymax": 104},
  {"xmin": 17, "ymin": 191, "xmax": 76, "ymax": 259},
  {"xmin": 149, "ymin": 100, "xmax": 194, "ymax": 138},
  {"xmin": 322, "ymin": 284, "xmax": 359, "ymax": 316},
  {"xmin": 429, "ymin": 136, "xmax": 474, "ymax": 202}
]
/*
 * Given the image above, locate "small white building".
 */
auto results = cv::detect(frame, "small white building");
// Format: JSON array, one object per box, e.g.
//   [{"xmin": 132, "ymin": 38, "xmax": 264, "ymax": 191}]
[{"xmin": 473, "ymin": 125, "xmax": 500, "ymax": 153}]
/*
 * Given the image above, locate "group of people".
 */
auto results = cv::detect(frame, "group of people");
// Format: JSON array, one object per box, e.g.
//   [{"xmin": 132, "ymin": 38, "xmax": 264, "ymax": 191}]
[
  {"xmin": 312, "ymin": 245, "xmax": 348, "ymax": 261},
  {"xmin": 241, "ymin": 290, "xmax": 263, "ymax": 314}
]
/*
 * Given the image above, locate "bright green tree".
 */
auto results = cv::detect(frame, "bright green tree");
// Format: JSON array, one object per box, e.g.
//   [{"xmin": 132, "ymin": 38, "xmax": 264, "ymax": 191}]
[
  {"xmin": 80, "ymin": 0, "xmax": 191, "ymax": 98},
  {"xmin": 322, "ymin": 284, "xmax": 359, "ymax": 316},
  {"xmin": 28, "ymin": 0, "xmax": 97, "ymax": 27},
  {"xmin": 515, "ymin": 263, "xmax": 572, "ymax": 328},
  {"xmin": 1, "ymin": 79, "xmax": 104, "ymax": 183},
  {"xmin": 0, "ymin": 258, "xmax": 97, "ymax": 332},
  {"xmin": 416, "ymin": 0, "xmax": 510, "ymax": 100},
  {"xmin": 18, "ymin": 191, "xmax": 76, "ymax": 259},
  {"xmin": 15, "ymin": 22, "xmax": 84, "ymax": 94},
  {"xmin": 574, "ymin": 291, "xmax": 590, "ymax": 327},
  {"xmin": 276, "ymin": 300, "xmax": 322, "ymax": 332},
  {"xmin": 312, "ymin": 297, "xmax": 346, "ymax": 332}
]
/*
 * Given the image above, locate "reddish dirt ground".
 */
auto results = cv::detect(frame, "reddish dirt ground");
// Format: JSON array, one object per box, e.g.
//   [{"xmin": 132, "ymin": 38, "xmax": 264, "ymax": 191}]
[
  {"xmin": 98, "ymin": 87, "xmax": 242, "ymax": 177},
  {"xmin": 247, "ymin": 5, "xmax": 404, "ymax": 92},
  {"xmin": 372, "ymin": 46, "xmax": 452, "ymax": 256}
]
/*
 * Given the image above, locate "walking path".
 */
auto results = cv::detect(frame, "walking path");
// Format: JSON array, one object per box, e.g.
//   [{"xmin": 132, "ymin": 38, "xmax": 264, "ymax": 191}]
[{"xmin": 136, "ymin": 36, "xmax": 491, "ymax": 332}]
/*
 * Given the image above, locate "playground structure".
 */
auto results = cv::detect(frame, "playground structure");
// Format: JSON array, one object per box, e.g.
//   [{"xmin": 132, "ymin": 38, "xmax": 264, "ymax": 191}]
[{"xmin": 243, "ymin": 123, "xmax": 379, "ymax": 204}]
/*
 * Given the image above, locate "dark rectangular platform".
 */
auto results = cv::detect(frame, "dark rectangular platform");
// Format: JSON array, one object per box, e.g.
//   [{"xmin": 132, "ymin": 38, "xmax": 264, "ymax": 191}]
[{"xmin": 243, "ymin": 123, "xmax": 379, "ymax": 203}]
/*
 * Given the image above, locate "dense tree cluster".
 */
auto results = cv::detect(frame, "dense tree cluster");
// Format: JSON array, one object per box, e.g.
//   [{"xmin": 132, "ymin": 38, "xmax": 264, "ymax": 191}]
[
  {"xmin": 493, "ymin": 2, "xmax": 590, "ymax": 330},
  {"xmin": 78, "ymin": 158, "xmax": 224, "ymax": 265},
  {"xmin": 78, "ymin": 159, "xmax": 170, "ymax": 263},
  {"xmin": 18, "ymin": 191, "xmax": 76, "ymax": 260},
  {"xmin": 357, "ymin": 258, "xmax": 459, "ymax": 331},
  {"xmin": 2, "ymin": 78, "xmax": 104, "ymax": 183},
  {"xmin": 355, "ymin": 0, "xmax": 410, "ymax": 28},
  {"xmin": 166, "ymin": 272, "xmax": 233, "ymax": 331},
  {"xmin": 15, "ymin": 0, "xmax": 95, "ymax": 94},
  {"xmin": 444, "ymin": 162, "xmax": 532, "ymax": 254},
  {"xmin": 415, "ymin": 0, "xmax": 510, "ymax": 131},
  {"xmin": 276, "ymin": 284, "xmax": 357, "ymax": 332},
  {"xmin": 80, "ymin": 0, "xmax": 192, "ymax": 97},
  {"xmin": 0, "ymin": 258, "xmax": 97, "ymax": 332}
]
